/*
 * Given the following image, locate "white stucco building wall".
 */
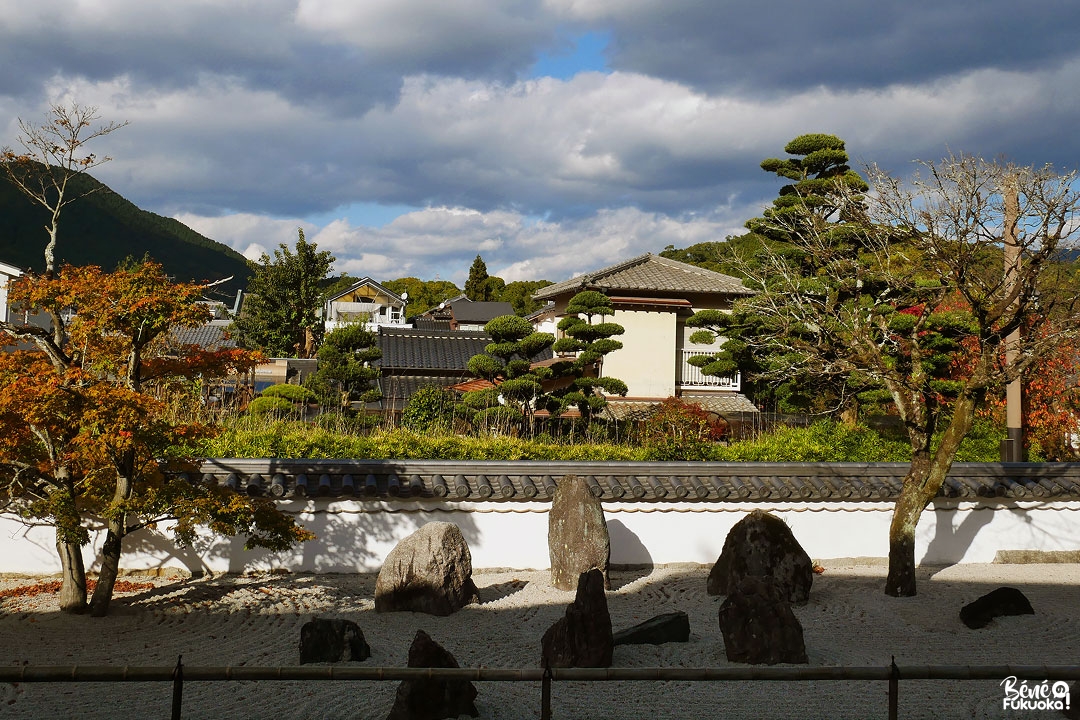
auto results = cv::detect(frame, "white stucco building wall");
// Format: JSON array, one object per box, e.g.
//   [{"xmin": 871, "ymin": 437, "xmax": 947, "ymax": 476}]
[{"xmin": 603, "ymin": 309, "xmax": 678, "ymax": 398}]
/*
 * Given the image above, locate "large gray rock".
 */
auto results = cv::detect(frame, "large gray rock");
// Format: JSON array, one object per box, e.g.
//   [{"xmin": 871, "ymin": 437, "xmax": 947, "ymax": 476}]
[
  {"xmin": 548, "ymin": 474, "xmax": 610, "ymax": 591},
  {"xmin": 541, "ymin": 568, "xmax": 613, "ymax": 668},
  {"xmin": 386, "ymin": 630, "xmax": 479, "ymax": 720},
  {"xmin": 613, "ymin": 611, "xmax": 690, "ymax": 646},
  {"xmin": 707, "ymin": 510, "xmax": 813, "ymax": 604},
  {"xmin": 719, "ymin": 575, "xmax": 808, "ymax": 665},
  {"xmin": 299, "ymin": 617, "xmax": 371, "ymax": 664},
  {"xmin": 375, "ymin": 522, "xmax": 480, "ymax": 616}
]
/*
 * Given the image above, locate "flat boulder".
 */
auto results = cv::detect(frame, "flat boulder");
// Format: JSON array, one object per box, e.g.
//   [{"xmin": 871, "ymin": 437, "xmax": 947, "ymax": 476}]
[
  {"xmin": 386, "ymin": 630, "xmax": 479, "ymax": 720},
  {"xmin": 612, "ymin": 611, "xmax": 690, "ymax": 646},
  {"xmin": 548, "ymin": 474, "xmax": 610, "ymax": 591},
  {"xmin": 299, "ymin": 618, "xmax": 371, "ymax": 664},
  {"xmin": 960, "ymin": 586, "xmax": 1035, "ymax": 629},
  {"xmin": 719, "ymin": 575, "xmax": 808, "ymax": 665},
  {"xmin": 707, "ymin": 510, "xmax": 813, "ymax": 604},
  {"xmin": 541, "ymin": 568, "xmax": 613, "ymax": 668},
  {"xmin": 375, "ymin": 522, "xmax": 480, "ymax": 616}
]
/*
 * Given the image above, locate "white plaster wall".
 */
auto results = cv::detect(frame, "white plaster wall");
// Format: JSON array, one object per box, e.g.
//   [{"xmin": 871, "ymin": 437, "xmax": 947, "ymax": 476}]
[
  {"xmin": 2, "ymin": 500, "xmax": 1079, "ymax": 576},
  {"xmin": 604, "ymin": 309, "xmax": 677, "ymax": 398}
]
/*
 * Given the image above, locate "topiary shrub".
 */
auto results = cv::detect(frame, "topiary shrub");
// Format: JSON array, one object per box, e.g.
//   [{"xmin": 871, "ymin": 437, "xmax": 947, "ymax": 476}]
[
  {"xmin": 261, "ymin": 383, "xmax": 317, "ymax": 403},
  {"xmin": 248, "ymin": 395, "xmax": 298, "ymax": 417}
]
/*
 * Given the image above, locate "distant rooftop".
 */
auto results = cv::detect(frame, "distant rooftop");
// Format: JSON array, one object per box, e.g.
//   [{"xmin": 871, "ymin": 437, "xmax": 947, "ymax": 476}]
[{"xmin": 533, "ymin": 253, "xmax": 751, "ymax": 300}]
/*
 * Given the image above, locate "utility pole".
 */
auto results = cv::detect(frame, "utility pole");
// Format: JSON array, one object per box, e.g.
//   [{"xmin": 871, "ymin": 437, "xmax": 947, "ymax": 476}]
[{"xmin": 1002, "ymin": 176, "xmax": 1025, "ymax": 462}]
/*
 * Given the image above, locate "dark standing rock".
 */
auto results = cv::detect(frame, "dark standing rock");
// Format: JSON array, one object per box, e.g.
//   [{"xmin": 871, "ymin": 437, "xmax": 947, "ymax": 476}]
[
  {"xmin": 612, "ymin": 611, "xmax": 690, "ymax": 646},
  {"xmin": 707, "ymin": 510, "xmax": 813, "ymax": 604},
  {"xmin": 299, "ymin": 618, "xmax": 371, "ymax": 664},
  {"xmin": 960, "ymin": 586, "xmax": 1035, "ymax": 629},
  {"xmin": 718, "ymin": 575, "xmax": 808, "ymax": 665},
  {"xmin": 386, "ymin": 630, "xmax": 479, "ymax": 720},
  {"xmin": 375, "ymin": 522, "xmax": 480, "ymax": 616},
  {"xmin": 541, "ymin": 568, "xmax": 613, "ymax": 667},
  {"xmin": 548, "ymin": 474, "xmax": 610, "ymax": 591}
]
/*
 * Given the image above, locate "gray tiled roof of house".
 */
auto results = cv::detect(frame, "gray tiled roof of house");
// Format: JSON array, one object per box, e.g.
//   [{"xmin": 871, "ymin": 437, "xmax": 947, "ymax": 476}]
[
  {"xmin": 533, "ymin": 253, "xmax": 753, "ymax": 300},
  {"xmin": 378, "ymin": 327, "xmax": 492, "ymax": 371},
  {"xmin": 449, "ymin": 301, "xmax": 515, "ymax": 324},
  {"xmin": 413, "ymin": 317, "xmax": 453, "ymax": 331},
  {"xmin": 166, "ymin": 322, "xmax": 237, "ymax": 350},
  {"xmin": 194, "ymin": 459, "xmax": 1080, "ymax": 503},
  {"xmin": 378, "ymin": 327, "xmax": 554, "ymax": 372}
]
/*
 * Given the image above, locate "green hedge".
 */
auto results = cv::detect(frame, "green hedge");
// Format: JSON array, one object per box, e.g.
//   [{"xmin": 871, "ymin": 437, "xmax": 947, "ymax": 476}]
[{"xmin": 196, "ymin": 417, "xmax": 1003, "ymax": 463}]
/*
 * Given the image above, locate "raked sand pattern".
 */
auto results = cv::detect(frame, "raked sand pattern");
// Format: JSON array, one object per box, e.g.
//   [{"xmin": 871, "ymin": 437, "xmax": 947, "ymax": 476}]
[{"xmin": 0, "ymin": 562, "xmax": 1078, "ymax": 719}]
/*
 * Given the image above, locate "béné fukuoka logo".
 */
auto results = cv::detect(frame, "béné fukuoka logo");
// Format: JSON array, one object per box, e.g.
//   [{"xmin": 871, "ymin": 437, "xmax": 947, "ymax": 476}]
[{"xmin": 1000, "ymin": 676, "xmax": 1071, "ymax": 711}]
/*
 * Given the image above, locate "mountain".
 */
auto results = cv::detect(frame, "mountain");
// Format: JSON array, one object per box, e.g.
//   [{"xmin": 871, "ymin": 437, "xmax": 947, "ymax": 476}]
[{"xmin": 0, "ymin": 169, "xmax": 253, "ymax": 299}]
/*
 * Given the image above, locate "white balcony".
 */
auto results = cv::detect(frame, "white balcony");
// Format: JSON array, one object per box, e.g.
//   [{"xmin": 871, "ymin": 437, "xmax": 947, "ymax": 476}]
[{"xmin": 677, "ymin": 349, "xmax": 740, "ymax": 390}]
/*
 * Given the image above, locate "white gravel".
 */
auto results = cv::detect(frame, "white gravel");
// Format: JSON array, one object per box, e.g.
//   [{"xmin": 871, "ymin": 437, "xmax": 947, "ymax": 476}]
[{"xmin": 0, "ymin": 562, "xmax": 1077, "ymax": 719}]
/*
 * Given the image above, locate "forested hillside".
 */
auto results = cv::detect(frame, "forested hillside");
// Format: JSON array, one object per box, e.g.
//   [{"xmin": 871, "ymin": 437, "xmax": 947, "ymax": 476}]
[{"xmin": 0, "ymin": 171, "xmax": 252, "ymax": 298}]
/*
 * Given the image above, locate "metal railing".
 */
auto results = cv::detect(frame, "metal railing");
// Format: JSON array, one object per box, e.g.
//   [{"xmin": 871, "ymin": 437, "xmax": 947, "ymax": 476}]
[
  {"xmin": 3, "ymin": 659, "xmax": 1078, "ymax": 720},
  {"xmin": 677, "ymin": 350, "xmax": 740, "ymax": 389}
]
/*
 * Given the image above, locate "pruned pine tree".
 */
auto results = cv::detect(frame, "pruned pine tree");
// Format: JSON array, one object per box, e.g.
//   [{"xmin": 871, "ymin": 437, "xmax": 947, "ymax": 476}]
[
  {"xmin": 549, "ymin": 291, "xmax": 627, "ymax": 421},
  {"xmin": 310, "ymin": 323, "xmax": 382, "ymax": 410},
  {"xmin": 690, "ymin": 138, "xmax": 1080, "ymax": 596},
  {"xmin": 465, "ymin": 315, "xmax": 554, "ymax": 434}
]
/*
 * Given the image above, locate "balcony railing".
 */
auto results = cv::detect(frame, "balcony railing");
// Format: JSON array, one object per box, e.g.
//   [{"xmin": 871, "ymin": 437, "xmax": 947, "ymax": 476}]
[{"xmin": 678, "ymin": 349, "xmax": 740, "ymax": 390}]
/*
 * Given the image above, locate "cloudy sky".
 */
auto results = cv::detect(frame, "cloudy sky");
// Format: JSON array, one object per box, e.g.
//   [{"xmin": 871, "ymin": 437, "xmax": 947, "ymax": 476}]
[{"xmin": 2, "ymin": 1, "xmax": 1078, "ymax": 286}]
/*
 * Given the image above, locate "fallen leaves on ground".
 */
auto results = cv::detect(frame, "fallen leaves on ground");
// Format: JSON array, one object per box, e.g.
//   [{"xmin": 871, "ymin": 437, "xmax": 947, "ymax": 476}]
[{"xmin": 0, "ymin": 579, "xmax": 154, "ymax": 599}]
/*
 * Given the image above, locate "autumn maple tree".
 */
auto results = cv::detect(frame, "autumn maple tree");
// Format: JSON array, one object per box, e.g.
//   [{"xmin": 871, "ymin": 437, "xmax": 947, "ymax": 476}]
[{"xmin": 0, "ymin": 262, "xmax": 312, "ymax": 616}]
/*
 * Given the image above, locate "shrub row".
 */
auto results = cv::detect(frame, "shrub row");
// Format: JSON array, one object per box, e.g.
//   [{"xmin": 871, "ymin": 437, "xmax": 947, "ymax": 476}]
[{"xmin": 194, "ymin": 417, "xmax": 1005, "ymax": 463}]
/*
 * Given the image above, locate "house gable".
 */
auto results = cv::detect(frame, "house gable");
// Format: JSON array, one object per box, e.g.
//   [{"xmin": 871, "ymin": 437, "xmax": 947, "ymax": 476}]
[
  {"xmin": 325, "ymin": 278, "xmax": 408, "ymax": 330},
  {"xmin": 532, "ymin": 252, "xmax": 755, "ymax": 414}
]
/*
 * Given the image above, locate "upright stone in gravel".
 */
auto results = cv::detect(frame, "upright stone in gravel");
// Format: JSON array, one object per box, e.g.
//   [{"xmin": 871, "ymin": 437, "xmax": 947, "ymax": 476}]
[
  {"xmin": 541, "ymin": 568, "xmax": 613, "ymax": 668},
  {"xmin": 386, "ymin": 630, "xmax": 479, "ymax": 720},
  {"xmin": 707, "ymin": 509, "xmax": 813, "ymax": 604},
  {"xmin": 960, "ymin": 586, "xmax": 1035, "ymax": 629},
  {"xmin": 718, "ymin": 575, "xmax": 808, "ymax": 665},
  {"xmin": 375, "ymin": 522, "xmax": 479, "ymax": 616},
  {"xmin": 548, "ymin": 474, "xmax": 610, "ymax": 591},
  {"xmin": 299, "ymin": 617, "xmax": 371, "ymax": 663}
]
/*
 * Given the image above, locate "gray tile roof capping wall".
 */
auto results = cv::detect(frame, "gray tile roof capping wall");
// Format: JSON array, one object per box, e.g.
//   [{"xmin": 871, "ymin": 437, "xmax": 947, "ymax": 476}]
[{"xmin": 193, "ymin": 459, "xmax": 1080, "ymax": 503}]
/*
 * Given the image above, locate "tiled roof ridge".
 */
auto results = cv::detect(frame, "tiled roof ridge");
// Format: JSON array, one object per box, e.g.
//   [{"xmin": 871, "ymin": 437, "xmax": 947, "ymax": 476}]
[
  {"xmin": 533, "ymin": 252, "xmax": 751, "ymax": 299},
  {"xmin": 380, "ymin": 327, "xmax": 490, "ymax": 338}
]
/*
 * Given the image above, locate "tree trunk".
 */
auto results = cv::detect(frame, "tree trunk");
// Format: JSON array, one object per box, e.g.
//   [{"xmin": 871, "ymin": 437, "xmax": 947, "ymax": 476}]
[
  {"xmin": 885, "ymin": 453, "xmax": 932, "ymax": 596},
  {"xmin": 56, "ymin": 538, "xmax": 87, "ymax": 613},
  {"xmin": 88, "ymin": 527, "xmax": 123, "ymax": 617},
  {"xmin": 885, "ymin": 394, "xmax": 978, "ymax": 596},
  {"xmin": 44, "ymin": 218, "xmax": 59, "ymax": 275},
  {"xmin": 89, "ymin": 470, "xmax": 134, "ymax": 617}
]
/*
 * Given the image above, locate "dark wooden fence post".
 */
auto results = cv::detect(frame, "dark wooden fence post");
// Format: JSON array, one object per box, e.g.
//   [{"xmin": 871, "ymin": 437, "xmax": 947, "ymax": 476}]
[
  {"xmin": 171, "ymin": 655, "xmax": 184, "ymax": 720},
  {"xmin": 888, "ymin": 657, "xmax": 899, "ymax": 720},
  {"xmin": 541, "ymin": 663, "xmax": 552, "ymax": 720}
]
